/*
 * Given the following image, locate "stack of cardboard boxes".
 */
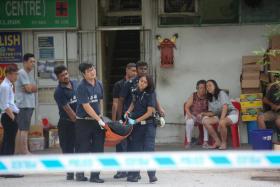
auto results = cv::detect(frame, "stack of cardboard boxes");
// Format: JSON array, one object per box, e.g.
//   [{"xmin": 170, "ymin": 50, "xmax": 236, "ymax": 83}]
[{"xmin": 241, "ymin": 55, "xmax": 262, "ymax": 94}]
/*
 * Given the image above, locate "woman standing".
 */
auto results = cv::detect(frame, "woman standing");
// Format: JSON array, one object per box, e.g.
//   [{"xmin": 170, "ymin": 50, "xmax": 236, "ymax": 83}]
[
  {"xmin": 201, "ymin": 80, "xmax": 238, "ymax": 150},
  {"xmin": 125, "ymin": 75, "xmax": 158, "ymax": 183}
]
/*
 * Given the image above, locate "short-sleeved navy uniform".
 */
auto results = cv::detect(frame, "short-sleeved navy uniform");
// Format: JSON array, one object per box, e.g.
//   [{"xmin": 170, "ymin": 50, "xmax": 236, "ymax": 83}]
[
  {"xmin": 119, "ymin": 77, "xmax": 139, "ymax": 113},
  {"xmin": 112, "ymin": 78, "xmax": 128, "ymax": 153},
  {"xmin": 76, "ymin": 79, "xmax": 103, "ymax": 118},
  {"xmin": 128, "ymin": 89, "xmax": 157, "ymax": 179},
  {"xmin": 75, "ymin": 79, "xmax": 105, "ymax": 178},
  {"xmin": 54, "ymin": 80, "xmax": 77, "ymax": 154},
  {"xmin": 112, "ymin": 78, "xmax": 126, "ymax": 99}
]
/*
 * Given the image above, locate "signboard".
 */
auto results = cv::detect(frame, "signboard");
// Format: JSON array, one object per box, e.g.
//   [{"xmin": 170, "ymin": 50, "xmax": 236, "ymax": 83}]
[
  {"xmin": 0, "ymin": 63, "xmax": 18, "ymax": 81},
  {"xmin": 0, "ymin": 0, "xmax": 77, "ymax": 29},
  {"xmin": 0, "ymin": 32, "xmax": 22, "ymax": 63}
]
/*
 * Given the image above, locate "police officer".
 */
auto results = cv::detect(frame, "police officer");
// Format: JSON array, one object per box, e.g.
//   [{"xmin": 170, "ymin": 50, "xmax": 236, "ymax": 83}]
[
  {"xmin": 117, "ymin": 61, "xmax": 165, "ymax": 182},
  {"xmin": 53, "ymin": 65, "xmax": 77, "ymax": 180},
  {"xmin": 75, "ymin": 63, "xmax": 105, "ymax": 183},
  {"xmin": 125, "ymin": 75, "xmax": 158, "ymax": 183},
  {"xmin": 112, "ymin": 63, "xmax": 136, "ymax": 179},
  {"xmin": 118, "ymin": 61, "xmax": 165, "ymax": 120}
]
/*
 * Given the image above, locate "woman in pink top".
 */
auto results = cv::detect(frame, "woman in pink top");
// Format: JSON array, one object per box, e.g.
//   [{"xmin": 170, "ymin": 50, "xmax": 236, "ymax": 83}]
[{"xmin": 184, "ymin": 80, "xmax": 209, "ymax": 149}]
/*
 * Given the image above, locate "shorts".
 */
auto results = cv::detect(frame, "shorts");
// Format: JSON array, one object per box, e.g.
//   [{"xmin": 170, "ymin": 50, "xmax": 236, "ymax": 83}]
[
  {"xmin": 17, "ymin": 108, "xmax": 34, "ymax": 131},
  {"xmin": 261, "ymin": 111, "xmax": 280, "ymax": 122},
  {"xmin": 202, "ymin": 114, "xmax": 238, "ymax": 125}
]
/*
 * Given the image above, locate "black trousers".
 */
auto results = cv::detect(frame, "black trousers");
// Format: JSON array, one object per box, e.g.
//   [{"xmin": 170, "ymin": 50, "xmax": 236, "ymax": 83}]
[
  {"xmin": 58, "ymin": 119, "xmax": 75, "ymax": 154},
  {"xmin": 128, "ymin": 121, "xmax": 156, "ymax": 178},
  {"xmin": 1, "ymin": 113, "xmax": 18, "ymax": 155},
  {"xmin": 75, "ymin": 119, "xmax": 105, "ymax": 177}
]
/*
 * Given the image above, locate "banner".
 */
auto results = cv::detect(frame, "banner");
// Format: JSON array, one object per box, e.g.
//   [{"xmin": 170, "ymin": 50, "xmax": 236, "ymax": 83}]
[
  {"xmin": 0, "ymin": 32, "xmax": 22, "ymax": 63},
  {"xmin": 0, "ymin": 0, "xmax": 77, "ymax": 29}
]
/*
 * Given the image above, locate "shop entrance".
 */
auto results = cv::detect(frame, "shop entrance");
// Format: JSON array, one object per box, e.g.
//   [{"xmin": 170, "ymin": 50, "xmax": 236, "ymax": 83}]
[{"xmin": 100, "ymin": 30, "xmax": 140, "ymax": 117}]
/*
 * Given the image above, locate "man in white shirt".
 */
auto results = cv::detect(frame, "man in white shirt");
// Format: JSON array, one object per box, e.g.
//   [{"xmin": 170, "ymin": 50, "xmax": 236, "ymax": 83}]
[
  {"xmin": 15, "ymin": 53, "xmax": 37, "ymax": 154},
  {"xmin": 0, "ymin": 65, "xmax": 19, "ymax": 156}
]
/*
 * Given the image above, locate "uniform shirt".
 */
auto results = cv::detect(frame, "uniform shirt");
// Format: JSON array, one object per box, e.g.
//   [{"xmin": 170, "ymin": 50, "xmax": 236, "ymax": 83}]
[
  {"xmin": 112, "ymin": 78, "xmax": 126, "ymax": 99},
  {"xmin": 15, "ymin": 68, "xmax": 36, "ymax": 108},
  {"xmin": 0, "ymin": 78, "xmax": 19, "ymax": 113},
  {"xmin": 119, "ymin": 76, "xmax": 139, "ymax": 112},
  {"xmin": 208, "ymin": 90, "xmax": 237, "ymax": 117},
  {"xmin": 76, "ymin": 79, "xmax": 104, "ymax": 118},
  {"xmin": 130, "ymin": 89, "xmax": 156, "ymax": 119},
  {"xmin": 54, "ymin": 80, "xmax": 78, "ymax": 120}
]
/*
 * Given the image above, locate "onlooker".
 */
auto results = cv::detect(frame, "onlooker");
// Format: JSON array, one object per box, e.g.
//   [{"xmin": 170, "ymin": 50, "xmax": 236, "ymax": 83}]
[
  {"xmin": 0, "ymin": 65, "xmax": 23, "ymax": 178},
  {"xmin": 184, "ymin": 80, "xmax": 209, "ymax": 149},
  {"xmin": 112, "ymin": 63, "xmax": 136, "ymax": 179},
  {"xmin": 202, "ymin": 80, "xmax": 238, "ymax": 150},
  {"xmin": 15, "ymin": 53, "xmax": 37, "ymax": 155},
  {"xmin": 54, "ymin": 65, "xmax": 77, "ymax": 180},
  {"xmin": 257, "ymin": 82, "xmax": 280, "ymax": 136}
]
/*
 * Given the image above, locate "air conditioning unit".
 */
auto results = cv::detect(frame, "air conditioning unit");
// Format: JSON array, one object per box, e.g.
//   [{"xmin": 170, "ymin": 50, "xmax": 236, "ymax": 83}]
[{"xmin": 158, "ymin": 0, "xmax": 198, "ymax": 16}]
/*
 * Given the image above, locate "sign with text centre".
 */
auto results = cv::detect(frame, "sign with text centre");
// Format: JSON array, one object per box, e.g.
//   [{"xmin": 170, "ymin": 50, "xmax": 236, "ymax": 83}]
[{"xmin": 0, "ymin": 0, "xmax": 77, "ymax": 29}]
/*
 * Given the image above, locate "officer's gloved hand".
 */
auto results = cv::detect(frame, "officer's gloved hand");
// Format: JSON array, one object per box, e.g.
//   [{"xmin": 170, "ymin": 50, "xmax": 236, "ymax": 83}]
[
  {"xmin": 128, "ymin": 117, "xmax": 137, "ymax": 125},
  {"xmin": 98, "ymin": 119, "xmax": 106, "ymax": 130},
  {"xmin": 123, "ymin": 112, "xmax": 130, "ymax": 120},
  {"xmin": 159, "ymin": 117, "xmax": 166, "ymax": 128}
]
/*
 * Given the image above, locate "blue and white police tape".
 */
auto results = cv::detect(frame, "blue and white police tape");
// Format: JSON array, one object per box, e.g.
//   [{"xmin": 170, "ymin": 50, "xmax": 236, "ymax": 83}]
[{"xmin": 0, "ymin": 151, "xmax": 280, "ymax": 174}]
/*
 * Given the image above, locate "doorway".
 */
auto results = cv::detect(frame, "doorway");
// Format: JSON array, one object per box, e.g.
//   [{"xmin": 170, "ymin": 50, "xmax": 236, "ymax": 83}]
[{"xmin": 101, "ymin": 30, "xmax": 140, "ymax": 117}]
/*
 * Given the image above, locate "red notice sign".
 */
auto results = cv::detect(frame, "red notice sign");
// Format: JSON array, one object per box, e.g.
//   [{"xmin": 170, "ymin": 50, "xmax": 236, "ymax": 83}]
[{"xmin": 56, "ymin": 1, "xmax": 69, "ymax": 17}]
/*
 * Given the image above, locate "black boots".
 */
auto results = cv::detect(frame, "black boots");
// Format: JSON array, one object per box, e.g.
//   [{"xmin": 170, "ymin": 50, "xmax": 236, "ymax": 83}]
[
  {"xmin": 66, "ymin": 173, "xmax": 74, "ymax": 180},
  {"xmin": 89, "ymin": 172, "xmax": 104, "ymax": 183},
  {"xmin": 75, "ymin": 173, "xmax": 88, "ymax": 181},
  {"xmin": 114, "ymin": 172, "xmax": 127, "ymax": 179}
]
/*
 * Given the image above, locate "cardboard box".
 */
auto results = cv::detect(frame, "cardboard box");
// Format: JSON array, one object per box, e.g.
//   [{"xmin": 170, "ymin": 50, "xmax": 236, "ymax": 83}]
[
  {"xmin": 241, "ymin": 107, "xmax": 262, "ymax": 122},
  {"xmin": 242, "ymin": 71, "xmax": 260, "ymax": 80},
  {"xmin": 241, "ymin": 88, "xmax": 262, "ymax": 94},
  {"xmin": 269, "ymin": 35, "xmax": 280, "ymax": 49},
  {"xmin": 28, "ymin": 137, "xmax": 45, "ymax": 151},
  {"xmin": 49, "ymin": 129, "xmax": 59, "ymax": 148},
  {"xmin": 260, "ymin": 73, "xmax": 269, "ymax": 83},
  {"xmin": 240, "ymin": 93, "xmax": 263, "ymax": 102},
  {"xmin": 241, "ymin": 101, "xmax": 263, "ymax": 108},
  {"xmin": 241, "ymin": 80, "xmax": 260, "ymax": 89},
  {"xmin": 269, "ymin": 55, "xmax": 280, "ymax": 71},
  {"xmin": 242, "ymin": 55, "xmax": 262, "ymax": 65},
  {"xmin": 29, "ymin": 125, "xmax": 43, "ymax": 137},
  {"xmin": 242, "ymin": 64, "xmax": 262, "ymax": 72}
]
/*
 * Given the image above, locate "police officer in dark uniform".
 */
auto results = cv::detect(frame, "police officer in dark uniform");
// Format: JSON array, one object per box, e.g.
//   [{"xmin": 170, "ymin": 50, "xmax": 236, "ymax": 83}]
[
  {"xmin": 54, "ymin": 65, "xmax": 77, "ymax": 180},
  {"xmin": 125, "ymin": 75, "xmax": 158, "ymax": 183},
  {"xmin": 112, "ymin": 63, "xmax": 136, "ymax": 179},
  {"xmin": 117, "ymin": 61, "xmax": 164, "ymax": 182},
  {"xmin": 75, "ymin": 63, "xmax": 105, "ymax": 183},
  {"xmin": 118, "ymin": 61, "xmax": 165, "ymax": 121}
]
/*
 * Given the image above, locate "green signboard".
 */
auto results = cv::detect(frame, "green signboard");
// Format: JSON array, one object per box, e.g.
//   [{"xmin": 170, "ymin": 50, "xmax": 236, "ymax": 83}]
[{"xmin": 0, "ymin": 0, "xmax": 77, "ymax": 29}]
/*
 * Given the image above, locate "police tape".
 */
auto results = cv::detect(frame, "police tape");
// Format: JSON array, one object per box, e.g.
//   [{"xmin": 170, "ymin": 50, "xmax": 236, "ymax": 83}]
[{"xmin": 0, "ymin": 151, "xmax": 280, "ymax": 174}]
